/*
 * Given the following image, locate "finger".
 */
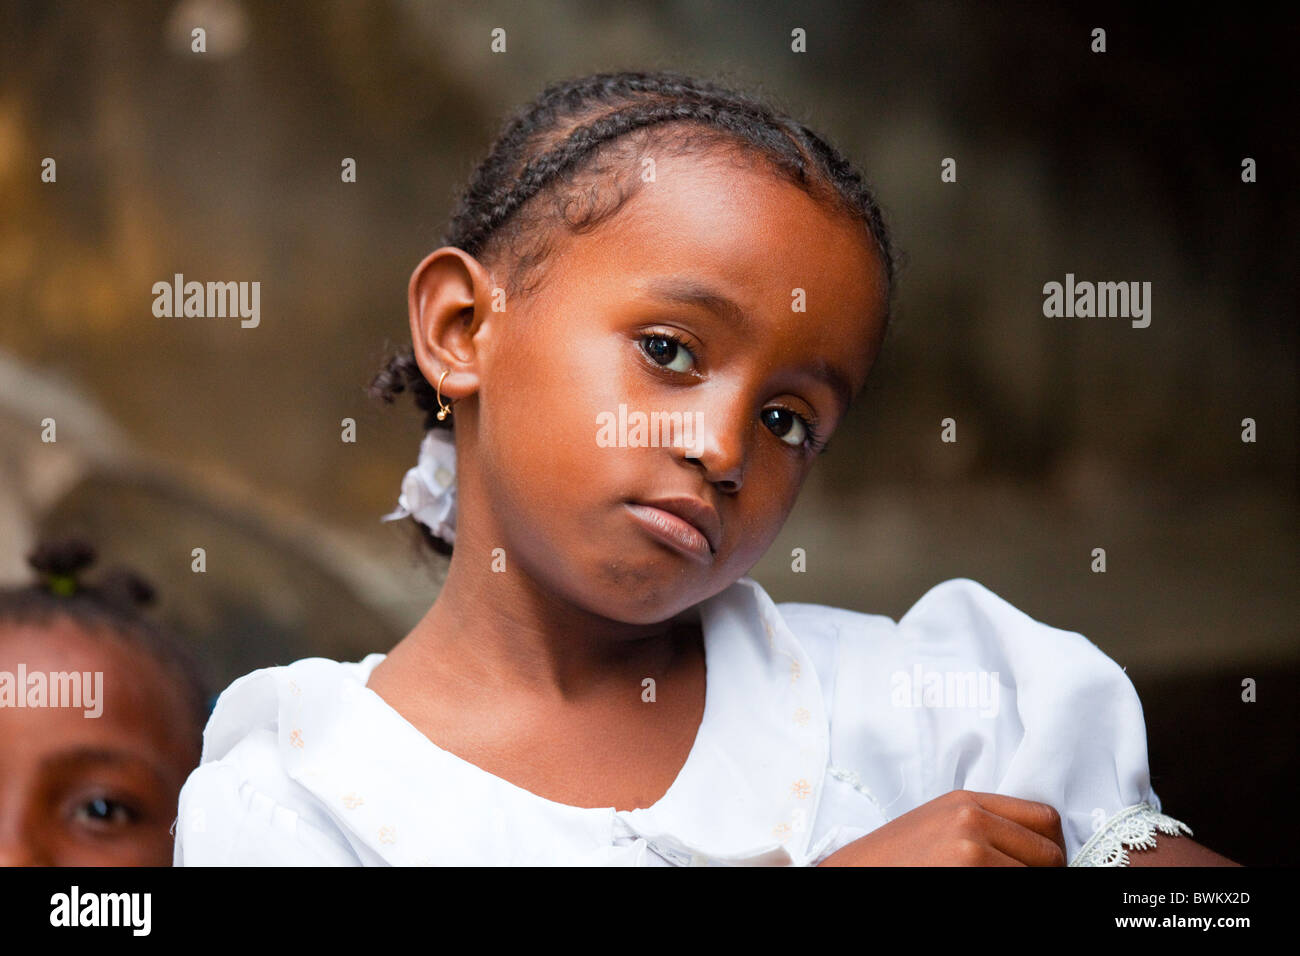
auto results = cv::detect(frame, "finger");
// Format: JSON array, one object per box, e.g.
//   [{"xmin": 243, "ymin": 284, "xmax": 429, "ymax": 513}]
[
  {"xmin": 960, "ymin": 843, "xmax": 1025, "ymax": 867},
  {"xmin": 976, "ymin": 808, "xmax": 1068, "ymax": 866},
  {"xmin": 964, "ymin": 792, "xmax": 1066, "ymax": 855}
]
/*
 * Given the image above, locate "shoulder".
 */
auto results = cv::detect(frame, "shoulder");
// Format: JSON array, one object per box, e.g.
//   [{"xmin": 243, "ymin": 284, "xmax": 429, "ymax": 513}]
[
  {"xmin": 786, "ymin": 577, "xmax": 1127, "ymax": 683},
  {"xmin": 798, "ymin": 578, "xmax": 1171, "ymax": 864},
  {"xmin": 894, "ymin": 577, "xmax": 1123, "ymax": 675},
  {"xmin": 773, "ymin": 576, "xmax": 1109, "ymax": 678},
  {"xmin": 832, "ymin": 575, "xmax": 1093, "ymax": 646},
  {"xmin": 197, "ymin": 655, "xmax": 383, "ymax": 760},
  {"xmin": 826, "ymin": 576, "xmax": 1141, "ymax": 744},
  {"xmin": 768, "ymin": 576, "xmax": 1133, "ymax": 709},
  {"xmin": 173, "ymin": 654, "xmax": 387, "ymax": 866},
  {"xmin": 876, "ymin": 576, "xmax": 1144, "ymax": 756}
]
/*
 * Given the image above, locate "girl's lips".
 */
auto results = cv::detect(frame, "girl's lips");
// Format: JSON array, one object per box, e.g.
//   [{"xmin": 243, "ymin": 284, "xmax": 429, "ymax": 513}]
[{"xmin": 624, "ymin": 503, "xmax": 713, "ymax": 562}]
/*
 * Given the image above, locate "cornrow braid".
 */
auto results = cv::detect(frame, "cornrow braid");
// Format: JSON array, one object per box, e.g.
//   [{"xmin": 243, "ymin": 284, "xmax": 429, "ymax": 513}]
[{"xmin": 369, "ymin": 69, "xmax": 898, "ymax": 557}]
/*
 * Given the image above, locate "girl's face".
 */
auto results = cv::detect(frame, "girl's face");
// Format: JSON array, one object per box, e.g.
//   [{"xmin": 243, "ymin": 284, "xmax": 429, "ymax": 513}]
[
  {"xmin": 421, "ymin": 150, "xmax": 888, "ymax": 625},
  {"xmin": 0, "ymin": 617, "xmax": 200, "ymax": 865}
]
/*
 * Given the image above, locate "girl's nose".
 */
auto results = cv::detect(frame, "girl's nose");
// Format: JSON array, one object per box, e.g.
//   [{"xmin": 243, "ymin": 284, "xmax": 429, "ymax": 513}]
[{"xmin": 680, "ymin": 404, "xmax": 747, "ymax": 491}]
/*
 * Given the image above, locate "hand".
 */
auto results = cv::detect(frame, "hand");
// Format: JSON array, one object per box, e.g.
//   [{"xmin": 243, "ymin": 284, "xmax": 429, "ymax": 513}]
[{"xmin": 816, "ymin": 789, "xmax": 1067, "ymax": 866}]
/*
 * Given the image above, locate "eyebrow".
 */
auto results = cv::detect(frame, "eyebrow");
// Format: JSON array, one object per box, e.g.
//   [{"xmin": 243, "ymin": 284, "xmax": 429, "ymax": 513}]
[
  {"xmin": 639, "ymin": 276, "xmax": 858, "ymax": 413},
  {"xmin": 40, "ymin": 747, "xmax": 168, "ymax": 784},
  {"xmin": 641, "ymin": 277, "xmax": 752, "ymax": 330}
]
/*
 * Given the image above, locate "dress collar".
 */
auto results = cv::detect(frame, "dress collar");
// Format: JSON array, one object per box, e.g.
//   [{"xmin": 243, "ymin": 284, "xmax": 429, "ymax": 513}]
[{"xmin": 274, "ymin": 575, "xmax": 830, "ymax": 865}]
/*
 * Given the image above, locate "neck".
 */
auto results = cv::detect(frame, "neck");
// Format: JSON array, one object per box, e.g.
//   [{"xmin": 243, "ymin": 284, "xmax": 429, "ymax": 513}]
[{"xmin": 397, "ymin": 539, "xmax": 698, "ymax": 703}]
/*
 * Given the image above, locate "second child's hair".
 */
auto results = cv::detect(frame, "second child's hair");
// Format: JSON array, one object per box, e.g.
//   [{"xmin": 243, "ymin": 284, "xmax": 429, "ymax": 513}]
[
  {"xmin": 369, "ymin": 69, "xmax": 899, "ymax": 557},
  {"xmin": 0, "ymin": 537, "xmax": 210, "ymax": 739}
]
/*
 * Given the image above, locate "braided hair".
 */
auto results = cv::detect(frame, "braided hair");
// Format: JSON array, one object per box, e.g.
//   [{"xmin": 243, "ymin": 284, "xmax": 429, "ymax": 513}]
[
  {"xmin": 369, "ymin": 69, "xmax": 898, "ymax": 557},
  {"xmin": 0, "ymin": 537, "xmax": 210, "ymax": 739}
]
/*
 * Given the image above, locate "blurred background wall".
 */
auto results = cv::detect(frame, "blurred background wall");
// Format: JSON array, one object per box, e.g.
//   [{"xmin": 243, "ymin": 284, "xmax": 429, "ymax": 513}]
[{"xmin": 1, "ymin": 0, "xmax": 1294, "ymax": 863}]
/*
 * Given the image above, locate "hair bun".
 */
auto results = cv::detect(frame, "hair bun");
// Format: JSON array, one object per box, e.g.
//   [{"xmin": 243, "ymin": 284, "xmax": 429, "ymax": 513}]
[
  {"xmin": 26, "ymin": 538, "xmax": 157, "ymax": 609},
  {"xmin": 27, "ymin": 537, "xmax": 97, "ymax": 580},
  {"xmin": 96, "ymin": 568, "xmax": 157, "ymax": 610}
]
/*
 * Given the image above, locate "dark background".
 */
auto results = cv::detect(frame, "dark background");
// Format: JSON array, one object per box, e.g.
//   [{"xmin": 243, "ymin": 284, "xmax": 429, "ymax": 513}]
[{"xmin": 0, "ymin": 1, "xmax": 1295, "ymax": 864}]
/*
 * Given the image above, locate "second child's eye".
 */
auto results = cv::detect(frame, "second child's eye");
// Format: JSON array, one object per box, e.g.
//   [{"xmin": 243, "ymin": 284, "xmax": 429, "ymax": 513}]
[
  {"xmin": 639, "ymin": 333, "xmax": 696, "ymax": 374},
  {"xmin": 72, "ymin": 797, "xmax": 136, "ymax": 829}
]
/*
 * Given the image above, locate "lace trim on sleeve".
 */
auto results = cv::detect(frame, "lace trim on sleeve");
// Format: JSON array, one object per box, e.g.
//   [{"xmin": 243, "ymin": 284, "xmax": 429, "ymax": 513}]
[{"xmin": 1069, "ymin": 802, "xmax": 1193, "ymax": 867}]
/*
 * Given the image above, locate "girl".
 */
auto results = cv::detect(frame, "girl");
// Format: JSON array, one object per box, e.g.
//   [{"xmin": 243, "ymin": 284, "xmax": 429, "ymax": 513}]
[
  {"xmin": 0, "ymin": 538, "xmax": 208, "ymax": 866},
  {"xmin": 174, "ymin": 69, "xmax": 1233, "ymax": 866}
]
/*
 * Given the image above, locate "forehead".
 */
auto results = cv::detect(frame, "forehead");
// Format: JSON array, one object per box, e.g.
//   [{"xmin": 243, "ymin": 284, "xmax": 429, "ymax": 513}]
[
  {"xmin": 0, "ymin": 619, "xmax": 194, "ymax": 768},
  {"xmin": 539, "ymin": 148, "xmax": 887, "ymax": 381}
]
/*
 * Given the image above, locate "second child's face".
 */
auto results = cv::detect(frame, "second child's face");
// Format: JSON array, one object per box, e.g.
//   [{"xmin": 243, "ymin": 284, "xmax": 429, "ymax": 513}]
[
  {"xmin": 0, "ymin": 619, "xmax": 200, "ymax": 865},
  {"xmin": 436, "ymin": 150, "xmax": 888, "ymax": 624}
]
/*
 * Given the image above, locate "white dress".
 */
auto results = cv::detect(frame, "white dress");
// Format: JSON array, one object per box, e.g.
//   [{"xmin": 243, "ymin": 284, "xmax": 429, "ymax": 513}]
[{"xmin": 172, "ymin": 575, "xmax": 1191, "ymax": 866}]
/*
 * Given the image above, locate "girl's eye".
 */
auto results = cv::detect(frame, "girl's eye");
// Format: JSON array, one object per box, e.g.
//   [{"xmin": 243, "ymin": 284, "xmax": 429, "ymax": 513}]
[
  {"xmin": 639, "ymin": 333, "xmax": 696, "ymax": 374},
  {"xmin": 762, "ymin": 407, "xmax": 819, "ymax": 449},
  {"xmin": 639, "ymin": 332, "xmax": 825, "ymax": 453},
  {"xmin": 72, "ymin": 796, "xmax": 136, "ymax": 829}
]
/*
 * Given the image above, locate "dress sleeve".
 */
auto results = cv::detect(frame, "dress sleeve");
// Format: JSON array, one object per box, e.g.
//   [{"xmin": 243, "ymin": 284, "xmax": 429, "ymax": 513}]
[
  {"xmin": 173, "ymin": 730, "xmax": 362, "ymax": 866},
  {"xmin": 897, "ymin": 578, "xmax": 1192, "ymax": 866}
]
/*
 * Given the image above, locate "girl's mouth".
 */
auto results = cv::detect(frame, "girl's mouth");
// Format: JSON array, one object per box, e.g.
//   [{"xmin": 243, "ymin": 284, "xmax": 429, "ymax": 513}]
[{"xmin": 623, "ymin": 502, "xmax": 715, "ymax": 563}]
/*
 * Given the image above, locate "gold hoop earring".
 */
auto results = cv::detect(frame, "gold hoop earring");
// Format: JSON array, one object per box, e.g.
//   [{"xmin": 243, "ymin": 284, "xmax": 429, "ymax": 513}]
[{"xmin": 435, "ymin": 369, "xmax": 453, "ymax": 421}]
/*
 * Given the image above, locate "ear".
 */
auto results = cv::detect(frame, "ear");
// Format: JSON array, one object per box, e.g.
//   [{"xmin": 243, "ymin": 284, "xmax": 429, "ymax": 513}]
[{"xmin": 407, "ymin": 246, "xmax": 496, "ymax": 403}]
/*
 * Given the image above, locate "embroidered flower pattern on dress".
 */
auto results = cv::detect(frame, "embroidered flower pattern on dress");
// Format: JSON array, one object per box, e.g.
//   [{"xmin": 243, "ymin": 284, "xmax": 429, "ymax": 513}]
[
  {"xmin": 791, "ymin": 779, "xmax": 812, "ymax": 799},
  {"xmin": 1070, "ymin": 802, "xmax": 1192, "ymax": 866},
  {"xmin": 761, "ymin": 617, "xmax": 803, "ymax": 683},
  {"xmin": 342, "ymin": 793, "xmax": 364, "ymax": 809},
  {"xmin": 378, "ymin": 825, "xmax": 396, "ymax": 844},
  {"xmin": 793, "ymin": 707, "xmax": 810, "ymax": 726},
  {"xmin": 288, "ymin": 729, "xmax": 304, "ymax": 748}
]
